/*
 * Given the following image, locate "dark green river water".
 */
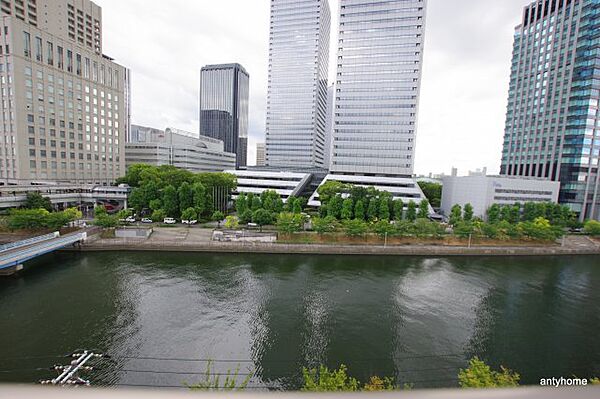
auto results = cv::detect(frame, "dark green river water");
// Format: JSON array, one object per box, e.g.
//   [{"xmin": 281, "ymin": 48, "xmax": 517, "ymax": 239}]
[{"xmin": 1, "ymin": 252, "xmax": 599, "ymax": 390}]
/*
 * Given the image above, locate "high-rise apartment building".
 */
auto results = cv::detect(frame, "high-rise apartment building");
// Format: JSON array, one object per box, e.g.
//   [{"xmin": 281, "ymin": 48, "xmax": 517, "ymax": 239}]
[
  {"xmin": 500, "ymin": 0, "xmax": 600, "ymax": 220},
  {"xmin": 199, "ymin": 63, "xmax": 249, "ymax": 168},
  {"xmin": 0, "ymin": 0, "xmax": 130, "ymax": 185},
  {"xmin": 330, "ymin": 0, "xmax": 427, "ymax": 177},
  {"xmin": 265, "ymin": 0, "xmax": 330, "ymax": 169},
  {"xmin": 256, "ymin": 142, "xmax": 266, "ymax": 166}
]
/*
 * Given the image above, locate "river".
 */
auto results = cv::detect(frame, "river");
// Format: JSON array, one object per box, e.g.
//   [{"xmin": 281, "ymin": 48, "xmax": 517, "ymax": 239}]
[{"xmin": 1, "ymin": 252, "xmax": 599, "ymax": 390}]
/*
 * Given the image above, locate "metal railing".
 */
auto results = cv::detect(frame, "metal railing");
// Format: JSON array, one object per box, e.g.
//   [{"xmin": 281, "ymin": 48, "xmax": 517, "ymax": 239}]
[{"xmin": 0, "ymin": 232, "xmax": 60, "ymax": 253}]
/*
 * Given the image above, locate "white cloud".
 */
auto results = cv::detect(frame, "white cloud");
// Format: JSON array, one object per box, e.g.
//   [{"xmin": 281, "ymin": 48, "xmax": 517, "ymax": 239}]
[{"xmin": 97, "ymin": 0, "xmax": 532, "ymax": 173}]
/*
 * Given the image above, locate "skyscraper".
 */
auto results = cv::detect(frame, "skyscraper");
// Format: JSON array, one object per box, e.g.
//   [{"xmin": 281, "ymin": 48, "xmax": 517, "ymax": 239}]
[
  {"xmin": 256, "ymin": 143, "xmax": 266, "ymax": 167},
  {"xmin": 265, "ymin": 0, "xmax": 330, "ymax": 169},
  {"xmin": 0, "ymin": 0, "xmax": 130, "ymax": 185},
  {"xmin": 199, "ymin": 63, "xmax": 249, "ymax": 168},
  {"xmin": 330, "ymin": 0, "xmax": 427, "ymax": 177},
  {"xmin": 500, "ymin": 0, "xmax": 600, "ymax": 221}
]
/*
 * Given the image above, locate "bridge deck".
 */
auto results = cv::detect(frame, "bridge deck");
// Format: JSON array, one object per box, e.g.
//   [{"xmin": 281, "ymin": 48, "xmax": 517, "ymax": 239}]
[{"xmin": 0, "ymin": 231, "xmax": 87, "ymax": 271}]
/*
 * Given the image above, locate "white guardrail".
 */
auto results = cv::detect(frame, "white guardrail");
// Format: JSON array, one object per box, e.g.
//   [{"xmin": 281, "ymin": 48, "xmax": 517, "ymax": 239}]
[{"xmin": 0, "ymin": 232, "xmax": 60, "ymax": 253}]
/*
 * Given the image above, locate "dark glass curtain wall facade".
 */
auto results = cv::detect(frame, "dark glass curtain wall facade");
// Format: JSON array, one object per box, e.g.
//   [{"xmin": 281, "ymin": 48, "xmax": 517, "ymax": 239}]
[
  {"xmin": 265, "ymin": 0, "xmax": 330, "ymax": 169},
  {"xmin": 500, "ymin": 0, "xmax": 600, "ymax": 220},
  {"xmin": 200, "ymin": 63, "xmax": 249, "ymax": 168}
]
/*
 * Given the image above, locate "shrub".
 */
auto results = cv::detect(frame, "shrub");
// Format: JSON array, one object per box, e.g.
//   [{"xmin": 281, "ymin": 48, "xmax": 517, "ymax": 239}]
[
  {"xmin": 224, "ymin": 216, "xmax": 239, "ymax": 230},
  {"xmin": 454, "ymin": 222, "xmax": 476, "ymax": 239},
  {"xmin": 458, "ymin": 357, "xmax": 520, "ymax": 388},
  {"xmin": 151, "ymin": 209, "xmax": 167, "ymax": 223},
  {"xmin": 276, "ymin": 212, "xmax": 304, "ymax": 234},
  {"xmin": 312, "ymin": 216, "xmax": 339, "ymax": 234},
  {"xmin": 584, "ymin": 220, "xmax": 600, "ymax": 236},
  {"xmin": 302, "ymin": 365, "xmax": 359, "ymax": 392},
  {"xmin": 239, "ymin": 209, "xmax": 254, "ymax": 225},
  {"xmin": 343, "ymin": 219, "xmax": 368, "ymax": 237},
  {"xmin": 181, "ymin": 207, "xmax": 198, "ymax": 221},
  {"xmin": 372, "ymin": 220, "xmax": 395, "ymax": 238}
]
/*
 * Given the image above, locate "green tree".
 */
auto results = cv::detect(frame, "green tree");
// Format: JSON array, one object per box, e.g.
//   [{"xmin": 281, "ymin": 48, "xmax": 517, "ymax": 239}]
[
  {"xmin": 151, "ymin": 209, "xmax": 167, "ymax": 223},
  {"xmin": 450, "ymin": 204, "xmax": 463, "ymax": 225},
  {"xmin": 487, "ymin": 204, "xmax": 501, "ymax": 224},
  {"xmin": 367, "ymin": 199, "xmax": 379, "ymax": 222},
  {"xmin": 481, "ymin": 223, "xmax": 499, "ymax": 239},
  {"xmin": 418, "ymin": 199, "xmax": 430, "ymax": 219},
  {"xmin": 393, "ymin": 199, "xmax": 404, "ymax": 221},
  {"xmin": 302, "ymin": 365, "xmax": 359, "ymax": 392},
  {"xmin": 406, "ymin": 201, "xmax": 417, "ymax": 222},
  {"xmin": 239, "ymin": 209, "xmax": 253, "ymax": 225},
  {"xmin": 463, "ymin": 203, "xmax": 474, "ymax": 222},
  {"xmin": 378, "ymin": 197, "xmax": 391, "ymax": 220},
  {"xmin": 24, "ymin": 192, "xmax": 52, "ymax": 211},
  {"xmin": 260, "ymin": 190, "xmax": 280, "ymax": 213},
  {"xmin": 454, "ymin": 222, "xmax": 476, "ymax": 239},
  {"xmin": 276, "ymin": 212, "xmax": 304, "ymax": 234},
  {"xmin": 293, "ymin": 197, "xmax": 305, "ymax": 214},
  {"xmin": 373, "ymin": 220, "xmax": 395, "ymax": 238},
  {"xmin": 509, "ymin": 204, "xmax": 521, "ymax": 224},
  {"xmin": 128, "ymin": 188, "xmax": 146, "ymax": 214},
  {"xmin": 212, "ymin": 211, "xmax": 225, "ymax": 227},
  {"xmin": 458, "ymin": 357, "xmax": 520, "ymax": 388},
  {"xmin": 354, "ymin": 200, "xmax": 366, "ymax": 221},
  {"xmin": 343, "ymin": 219, "xmax": 368, "ymax": 237},
  {"xmin": 414, "ymin": 218, "xmax": 442, "ymax": 238},
  {"xmin": 252, "ymin": 209, "xmax": 273, "ymax": 232},
  {"xmin": 312, "ymin": 216, "xmax": 339, "ymax": 234},
  {"xmin": 93, "ymin": 206, "xmax": 119, "ymax": 228},
  {"xmin": 224, "ymin": 215, "xmax": 239, "ymax": 230},
  {"xmin": 162, "ymin": 185, "xmax": 179, "ymax": 218},
  {"xmin": 522, "ymin": 202, "xmax": 537, "ymax": 222},
  {"xmin": 177, "ymin": 182, "xmax": 194, "ymax": 214},
  {"xmin": 417, "ymin": 181, "xmax": 442, "ymax": 208},
  {"xmin": 584, "ymin": 220, "xmax": 600, "ymax": 236},
  {"xmin": 341, "ymin": 198, "xmax": 354, "ymax": 220},
  {"xmin": 251, "ymin": 196, "xmax": 262, "ymax": 212},
  {"xmin": 327, "ymin": 195, "xmax": 344, "ymax": 219},
  {"xmin": 235, "ymin": 193, "xmax": 248, "ymax": 214},
  {"xmin": 181, "ymin": 207, "xmax": 197, "ymax": 222},
  {"xmin": 317, "ymin": 181, "xmax": 349, "ymax": 206}
]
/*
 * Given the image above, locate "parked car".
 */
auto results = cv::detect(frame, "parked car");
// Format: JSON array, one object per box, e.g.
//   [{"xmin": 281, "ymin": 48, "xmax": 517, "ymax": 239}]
[
  {"xmin": 141, "ymin": 218, "xmax": 153, "ymax": 224},
  {"xmin": 163, "ymin": 218, "xmax": 176, "ymax": 225},
  {"xmin": 189, "ymin": 220, "xmax": 198, "ymax": 225},
  {"xmin": 181, "ymin": 220, "xmax": 190, "ymax": 225},
  {"xmin": 125, "ymin": 216, "xmax": 136, "ymax": 223}
]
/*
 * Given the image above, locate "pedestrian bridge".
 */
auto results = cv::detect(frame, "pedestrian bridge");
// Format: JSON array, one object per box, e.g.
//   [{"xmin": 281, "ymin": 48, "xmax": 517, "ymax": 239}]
[{"xmin": 0, "ymin": 231, "xmax": 87, "ymax": 275}]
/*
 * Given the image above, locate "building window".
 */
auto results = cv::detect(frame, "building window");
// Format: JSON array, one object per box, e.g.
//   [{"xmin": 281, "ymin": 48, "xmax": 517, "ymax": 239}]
[
  {"xmin": 57, "ymin": 46, "xmax": 63, "ymax": 69},
  {"xmin": 34, "ymin": 36, "xmax": 42, "ymax": 62},
  {"xmin": 23, "ymin": 31, "xmax": 31, "ymax": 57},
  {"xmin": 67, "ymin": 50, "xmax": 73, "ymax": 72},
  {"xmin": 76, "ymin": 53, "xmax": 81, "ymax": 76},
  {"xmin": 47, "ymin": 41, "xmax": 53, "ymax": 65},
  {"xmin": 84, "ymin": 57, "xmax": 90, "ymax": 78}
]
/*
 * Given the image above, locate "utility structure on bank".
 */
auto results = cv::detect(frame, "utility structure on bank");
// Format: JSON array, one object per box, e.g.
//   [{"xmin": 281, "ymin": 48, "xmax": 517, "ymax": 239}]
[{"xmin": 40, "ymin": 350, "xmax": 105, "ymax": 386}]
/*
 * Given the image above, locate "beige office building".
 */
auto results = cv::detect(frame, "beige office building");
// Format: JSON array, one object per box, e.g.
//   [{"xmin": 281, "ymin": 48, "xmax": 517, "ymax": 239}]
[{"xmin": 0, "ymin": 0, "xmax": 130, "ymax": 185}]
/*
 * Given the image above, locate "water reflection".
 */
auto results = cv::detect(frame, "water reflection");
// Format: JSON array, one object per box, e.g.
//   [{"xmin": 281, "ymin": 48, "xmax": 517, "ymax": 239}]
[{"xmin": 0, "ymin": 253, "xmax": 599, "ymax": 389}]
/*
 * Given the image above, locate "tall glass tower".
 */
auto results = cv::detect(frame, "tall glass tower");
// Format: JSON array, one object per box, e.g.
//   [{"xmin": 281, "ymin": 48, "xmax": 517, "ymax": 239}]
[
  {"xmin": 265, "ymin": 0, "xmax": 330, "ymax": 169},
  {"xmin": 330, "ymin": 0, "xmax": 427, "ymax": 177},
  {"xmin": 500, "ymin": 0, "xmax": 600, "ymax": 221},
  {"xmin": 200, "ymin": 63, "xmax": 249, "ymax": 168}
]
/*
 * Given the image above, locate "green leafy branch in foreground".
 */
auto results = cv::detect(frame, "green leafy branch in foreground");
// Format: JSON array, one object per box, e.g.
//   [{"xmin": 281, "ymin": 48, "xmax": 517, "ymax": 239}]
[
  {"xmin": 186, "ymin": 361, "xmax": 251, "ymax": 391},
  {"xmin": 458, "ymin": 357, "xmax": 520, "ymax": 388},
  {"xmin": 301, "ymin": 364, "xmax": 412, "ymax": 392}
]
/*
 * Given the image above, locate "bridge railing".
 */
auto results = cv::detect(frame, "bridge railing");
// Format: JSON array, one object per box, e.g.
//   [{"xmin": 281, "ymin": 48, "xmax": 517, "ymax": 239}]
[{"xmin": 0, "ymin": 232, "xmax": 60, "ymax": 253}]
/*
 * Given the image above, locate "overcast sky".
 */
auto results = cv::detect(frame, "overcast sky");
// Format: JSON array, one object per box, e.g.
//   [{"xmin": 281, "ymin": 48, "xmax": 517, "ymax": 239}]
[{"xmin": 98, "ymin": 0, "xmax": 531, "ymax": 176}]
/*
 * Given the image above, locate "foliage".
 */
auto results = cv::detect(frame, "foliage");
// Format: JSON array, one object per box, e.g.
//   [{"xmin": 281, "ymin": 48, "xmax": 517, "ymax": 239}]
[
  {"xmin": 393, "ymin": 199, "xmax": 404, "ymax": 221},
  {"xmin": 590, "ymin": 377, "xmax": 600, "ymax": 385},
  {"xmin": 418, "ymin": 199, "xmax": 430, "ymax": 219},
  {"xmin": 224, "ymin": 216, "xmax": 239, "ymax": 230},
  {"xmin": 252, "ymin": 209, "xmax": 273, "ymax": 231},
  {"xmin": 239, "ymin": 209, "xmax": 253, "ymax": 225},
  {"xmin": 417, "ymin": 181, "xmax": 442, "ymax": 208},
  {"xmin": 584, "ymin": 220, "xmax": 600, "ymax": 236},
  {"xmin": 463, "ymin": 203, "xmax": 474, "ymax": 222},
  {"xmin": 406, "ymin": 201, "xmax": 417, "ymax": 222},
  {"xmin": 367, "ymin": 199, "xmax": 379, "ymax": 222},
  {"xmin": 301, "ymin": 365, "xmax": 359, "ymax": 392},
  {"xmin": 454, "ymin": 222, "xmax": 476, "ymax": 239},
  {"xmin": 518, "ymin": 217, "xmax": 563, "ymax": 241},
  {"xmin": 372, "ymin": 220, "xmax": 395, "ymax": 238},
  {"xmin": 151, "ymin": 209, "xmax": 166, "ymax": 223},
  {"xmin": 24, "ymin": 192, "xmax": 52, "ymax": 211},
  {"xmin": 9, "ymin": 208, "xmax": 81, "ymax": 231},
  {"xmin": 354, "ymin": 200, "xmax": 366, "ymax": 221},
  {"xmin": 187, "ymin": 361, "xmax": 251, "ymax": 392},
  {"xmin": 327, "ymin": 195, "xmax": 344, "ymax": 219},
  {"xmin": 450, "ymin": 204, "xmax": 463, "ymax": 225},
  {"xmin": 413, "ymin": 218, "xmax": 443, "ymax": 238},
  {"xmin": 363, "ymin": 376, "xmax": 396, "ymax": 391},
  {"xmin": 343, "ymin": 219, "xmax": 368, "ymax": 237},
  {"xmin": 312, "ymin": 216, "xmax": 339, "ymax": 234},
  {"xmin": 181, "ymin": 207, "xmax": 198, "ymax": 222},
  {"xmin": 341, "ymin": 198, "xmax": 354, "ymax": 220},
  {"xmin": 276, "ymin": 212, "xmax": 304, "ymax": 234},
  {"xmin": 317, "ymin": 181, "xmax": 350, "ymax": 205},
  {"xmin": 161, "ymin": 185, "xmax": 179, "ymax": 218},
  {"xmin": 487, "ymin": 204, "xmax": 501, "ymax": 224},
  {"xmin": 117, "ymin": 164, "xmax": 236, "ymax": 219},
  {"xmin": 211, "ymin": 211, "xmax": 225, "ymax": 225},
  {"xmin": 458, "ymin": 357, "xmax": 520, "ymax": 388},
  {"xmin": 378, "ymin": 196, "xmax": 391, "ymax": 220}
]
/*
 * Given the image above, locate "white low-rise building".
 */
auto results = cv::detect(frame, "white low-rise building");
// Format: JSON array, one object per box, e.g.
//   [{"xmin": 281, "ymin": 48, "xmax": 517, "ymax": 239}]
[
  {"xmin": 308, "ymin": 174, "xmax": 429, "ymax": 209},
  {"xmin": 441, "ymin": 175, "xmax": 561, "ymax": 220},
  {"xmin": 224, "ymin": 170, "xmax": 312, "ymax": 202},
  {"xmin": 126, "ymin": 126, "xmax": 236, "ymax": 173}
]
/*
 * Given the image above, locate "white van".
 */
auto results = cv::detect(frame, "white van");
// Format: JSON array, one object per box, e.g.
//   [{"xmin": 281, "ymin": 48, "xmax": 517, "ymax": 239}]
[{"xmin": 163, "ymin": 218, "xmax": 176, "ymax": 225}]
